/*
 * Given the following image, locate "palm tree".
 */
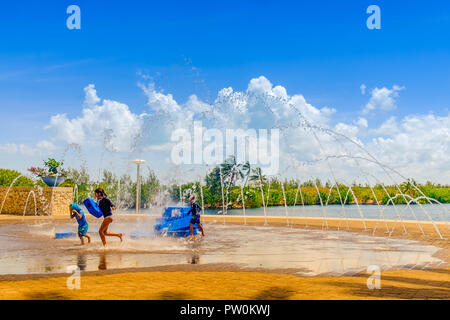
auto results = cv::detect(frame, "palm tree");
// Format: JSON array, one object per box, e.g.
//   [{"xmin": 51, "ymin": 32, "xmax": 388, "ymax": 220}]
[
  {"xmin": 219, "ymin": 156, "xmax": 243, "ymax": 212},
  {"xmin": 220, "ymin": 156, "xmax": 243, "ymax": 187},
  {"xmin": 250, "ymin": 167, "xmax": 268, "ymax": 225},
  {"xmin": 249, "ymin": 167, "xmax": 266, "ymax": 186},
  {"xmin": 400, "ymin": 179, "xmax": 417, "ymax": 196},
  {"xmin": 241, "ymin": 161, "xmax": 251, "ymax": 187}
]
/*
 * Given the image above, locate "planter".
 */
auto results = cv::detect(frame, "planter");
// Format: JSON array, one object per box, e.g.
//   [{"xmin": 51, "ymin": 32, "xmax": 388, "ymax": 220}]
[{"xmin": 41, "ymin": 176, "xmax": 66, "ymax": 187}]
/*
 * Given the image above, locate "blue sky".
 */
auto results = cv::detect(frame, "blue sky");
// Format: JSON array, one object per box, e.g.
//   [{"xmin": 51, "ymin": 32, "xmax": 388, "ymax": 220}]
[{"xmin": 0, "ymin": 1, "xmax": 449, "ymax": 182}]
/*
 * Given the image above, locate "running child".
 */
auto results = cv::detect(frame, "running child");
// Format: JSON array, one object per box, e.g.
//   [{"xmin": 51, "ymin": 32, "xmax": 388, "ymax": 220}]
[
  {"xmin": 187, "ymin": 195, "xmax": 205, "ymax": 239},
  {"xmin": 70, "ymin": 203, "xmax": 91, "ymax": 245},
  {"xmin": 94, "ymin": 188, "xmax": 123, "ymax": 247}
]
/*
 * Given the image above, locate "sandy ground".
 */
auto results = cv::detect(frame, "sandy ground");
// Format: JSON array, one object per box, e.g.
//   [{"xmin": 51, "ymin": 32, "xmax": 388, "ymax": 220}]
[
  {"xmin": 0, "ymin": 214, "xmax": 449, "ymax": 300},
  {"xmin": 0, "ymin": 267, "xmax": 448, "ymax": 300}
]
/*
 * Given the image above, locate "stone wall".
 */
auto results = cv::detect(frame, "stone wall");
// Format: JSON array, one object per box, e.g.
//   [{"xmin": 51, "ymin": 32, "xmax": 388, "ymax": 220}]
[{"xmin": 0, "ymin": 187, "xmax": 73, "ymax": 216}]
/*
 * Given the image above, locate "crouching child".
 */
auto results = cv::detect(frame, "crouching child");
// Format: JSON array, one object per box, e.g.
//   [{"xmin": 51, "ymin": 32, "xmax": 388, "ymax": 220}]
[{"xmin": 70, "ymin": 203, "xmax": 91, "ymax": 245}]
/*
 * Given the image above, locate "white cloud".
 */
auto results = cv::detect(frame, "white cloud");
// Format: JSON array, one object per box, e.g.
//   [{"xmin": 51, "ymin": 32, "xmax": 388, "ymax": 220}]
[
  {"xmin": 367, "ymin": 113, "xmax": 450, "ymax": 181},
  {"xmin": 335, "ymin": 122, "xmax": 360, "ymax": 138},
  {"xmin": 46, "ymin": 84, "xmax": 144, "ymax": 152},
  {"xmin": 83, "ymin": 84, "xmax": 101, "ymax": 107},
  {"xmin": 142, "ymin": 143, "xmax": 174, "ymax": 152},
  {"xmin": 334, "ymin": 117, "xmax": 368, "ymax": 139},
  {"xmin": 18, "ymin": 144, "xmax": 35, "ymax": 157},
  {"xmin": 36, "ymin": 140, "xmax": 58, "ymax": 151},
  {"xmin": 363, "ymin": 85, "xmax": 404, "ymax": 114},
  {"xmin": 370, "ymin": 116, "xmax": 399, "ymax": 136},
  {"xmin": 46, "ymin": 114, "xmax": 85, "ymax": 145},
  {"xmin": 138, "ymin": 82, "xmax": 181, "ymax": 113},
  {"xmin": 355, "ymin": 117, "xmax": 368, "ymax": 129},
  {"xmin": 0, "ymin": 140, "xmax": 57, "ymax": 157}
]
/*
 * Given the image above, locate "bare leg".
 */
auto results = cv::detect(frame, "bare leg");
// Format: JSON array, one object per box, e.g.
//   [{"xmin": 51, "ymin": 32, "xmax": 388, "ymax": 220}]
[
  {"xmin": 79, "ymin": 236, "xmax": 85, "ymax": 245},
  {"xmin": 198, "ymin": 224, "xmax": 205, "ymax": 236},
  {"xmin": 85, "ymin": 234, "xmax": 92, "ymax": 243},
  {"xmin": 187, "ymin": 223, "xmax": 196, "ymax": 240},
  {"xmin": 105, "ymin": 231, "xmax": 123, "ymax": 242},
  {"xmin": 99, "ymin": 218, "xmax": 112, "ymax": 246},
  {"xmin": 99, "ymin": 218, "xmax": 122, "ymax": 246}
]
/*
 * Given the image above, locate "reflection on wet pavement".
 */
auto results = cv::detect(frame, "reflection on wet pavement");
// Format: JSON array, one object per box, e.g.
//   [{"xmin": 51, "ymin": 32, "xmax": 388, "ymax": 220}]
[{"xmin": 98, "ymin": 253, "xmax": 107, "ymax": 271}]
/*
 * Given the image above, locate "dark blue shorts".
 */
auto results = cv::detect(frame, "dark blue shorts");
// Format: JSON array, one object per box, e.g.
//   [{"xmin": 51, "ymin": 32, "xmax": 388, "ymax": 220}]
[{"xmin": 190, "ymin": 215, "xmax": 200, "ymax": 224}]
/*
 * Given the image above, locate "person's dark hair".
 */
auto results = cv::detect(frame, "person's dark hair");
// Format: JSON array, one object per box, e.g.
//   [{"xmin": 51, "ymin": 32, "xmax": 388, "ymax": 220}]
[{"xmin": 95, "ymin": 188, "xmax": 107, "ymax": 198}]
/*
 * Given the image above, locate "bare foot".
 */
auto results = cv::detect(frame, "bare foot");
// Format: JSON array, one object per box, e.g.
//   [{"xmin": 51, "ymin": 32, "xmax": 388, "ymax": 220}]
[{"xmin": 118, "ymin": 233, "xmax": 123, "ymax": 242}]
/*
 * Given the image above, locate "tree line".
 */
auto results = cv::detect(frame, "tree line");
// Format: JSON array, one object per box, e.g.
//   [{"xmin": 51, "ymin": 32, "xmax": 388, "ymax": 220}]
[{"xmin": 1, "ymin": 161, "xmax": 449, "ymax": 210}]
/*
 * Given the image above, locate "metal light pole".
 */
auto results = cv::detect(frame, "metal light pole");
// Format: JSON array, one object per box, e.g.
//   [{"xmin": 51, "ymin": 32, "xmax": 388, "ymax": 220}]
[{"xmin": 132, "ymin": 159, "xmax": 146, "ymax": 214}]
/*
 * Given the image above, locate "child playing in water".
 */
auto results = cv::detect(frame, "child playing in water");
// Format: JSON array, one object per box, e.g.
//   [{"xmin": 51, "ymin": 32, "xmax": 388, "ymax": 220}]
[
  {"xmin": 95, "ymin": 188, "xmax": 123, "ymax": 247},
  {"xmin": 70, "ymin": 203, "xmax": 91, "ymax": 245},
  {"xmin": 187, "ymin": 195, "xmax": 205, "ymax": 239}
]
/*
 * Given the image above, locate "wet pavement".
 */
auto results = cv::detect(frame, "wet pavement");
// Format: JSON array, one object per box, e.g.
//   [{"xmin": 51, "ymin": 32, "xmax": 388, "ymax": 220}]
[{"xmin": 0, "ymin": 215, "xmax": 445, "ymax": 276}]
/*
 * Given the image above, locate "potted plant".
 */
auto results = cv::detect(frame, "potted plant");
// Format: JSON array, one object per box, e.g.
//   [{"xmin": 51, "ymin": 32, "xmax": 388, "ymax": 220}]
[{"xmin": 28, "ymin": 158, "xmax": 68, "ymax": 187}]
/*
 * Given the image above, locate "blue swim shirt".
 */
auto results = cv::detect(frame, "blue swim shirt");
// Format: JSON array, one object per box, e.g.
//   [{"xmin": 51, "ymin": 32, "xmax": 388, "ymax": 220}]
[{"xmin": 71, "ymin": 203, "xmax": 88, "ymax": 227}]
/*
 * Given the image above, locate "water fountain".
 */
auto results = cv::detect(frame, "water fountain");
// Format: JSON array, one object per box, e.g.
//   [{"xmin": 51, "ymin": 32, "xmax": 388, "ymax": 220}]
[
  {"xmin": 293, "ymin": 180, "xmax": 308, "ymax": 227},
  {"xmin": 240, "ymin": 184, "xmax": 247, "ymax": 225},
  {"xmin": 256, "ymin": 91, "xmax": 447, "ymax": 239},
  {"xmin": 313, "ymin": 178, "xmax": 329, "ymax": 230},
  {"xmin": 73, "ymin": 184, "xmax": 79, "ymax": 204},
  {"xmin": 280, "ymin": 178, "xmax": 289, "ymax": 226},
  {"xmin": 23, "ymin": 190, "xmax": 37, "ymax": 217},
  {"xmin": 219, "ymin": 166, "xmax": 226, "ymax": 224},
  {"xmin": 0, "ymin": 174, "xmax": 24, "ymax": 214},
  {"xmin": 265, "ymin": 177, "xmax": 271, "ymax": 209},
  {"xmin": 199, "ymin": 178, "xmax": 205, "ymax": 216},
  {"xmin": 257, "ymin": 170, "xmax": 268, "ymax": 226}
]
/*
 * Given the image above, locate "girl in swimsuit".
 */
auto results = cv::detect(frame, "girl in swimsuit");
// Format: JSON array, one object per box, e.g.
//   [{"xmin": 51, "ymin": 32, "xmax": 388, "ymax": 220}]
[{"xmin": 95, "ymin": 188, "xmax": 123, "ymax": 246}]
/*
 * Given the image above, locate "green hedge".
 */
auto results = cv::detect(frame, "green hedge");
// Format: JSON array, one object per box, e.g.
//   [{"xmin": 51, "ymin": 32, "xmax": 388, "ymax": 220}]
[{"xmin": 0, "ymin": 169, "xmax": 36, "ymax": 187}]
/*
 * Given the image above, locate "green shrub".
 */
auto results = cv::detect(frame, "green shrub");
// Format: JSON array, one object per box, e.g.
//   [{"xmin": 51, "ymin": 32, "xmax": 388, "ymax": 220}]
[{"xmin": 0, "ymin": 169, "xmax": 36, "ymax": 187}]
